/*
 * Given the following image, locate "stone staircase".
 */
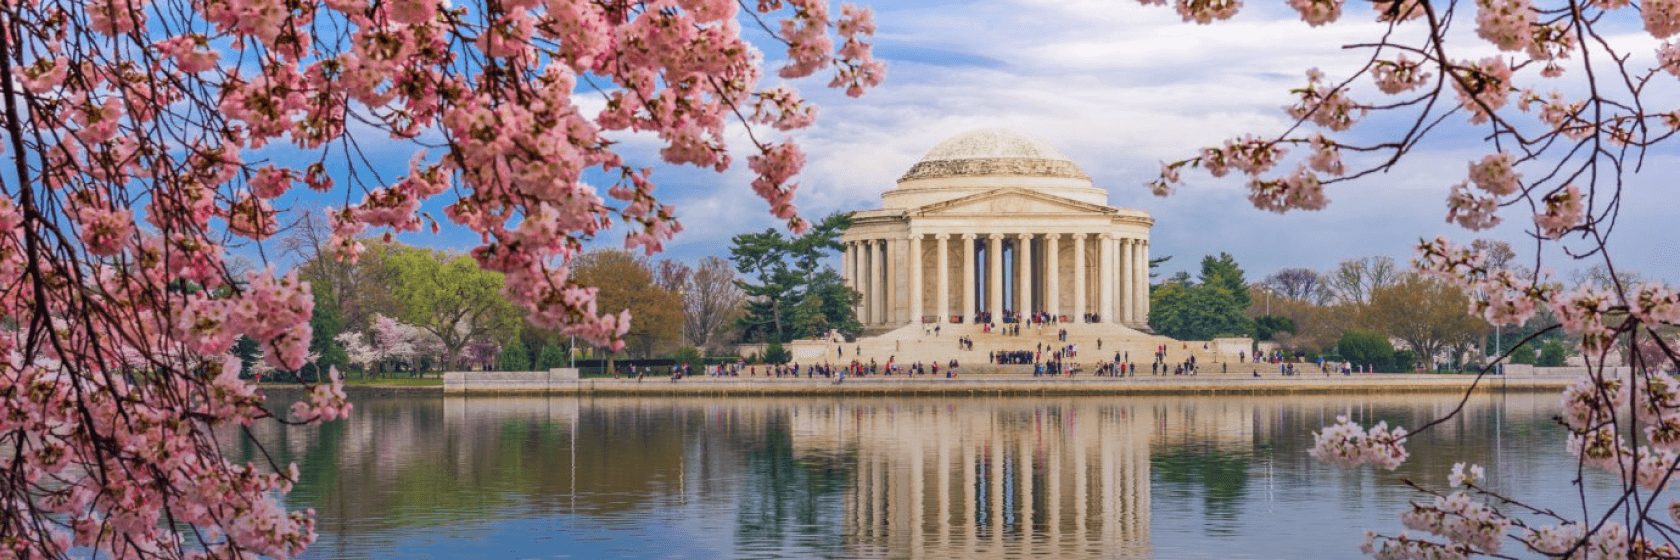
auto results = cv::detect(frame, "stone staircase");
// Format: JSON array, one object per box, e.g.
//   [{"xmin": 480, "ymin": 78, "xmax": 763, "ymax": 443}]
[{"xmin": 787, "ymin": 322, "xmax": 1248, "ymax": 375}]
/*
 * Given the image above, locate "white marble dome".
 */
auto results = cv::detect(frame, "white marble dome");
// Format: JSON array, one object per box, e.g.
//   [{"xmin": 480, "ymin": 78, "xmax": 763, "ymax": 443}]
[
  {"xmin": 918, "ymin": 128, "xmax": 1074, "ymax": 163},
  {"xmin": 884, "ymin": 128, "xmax": 1104, "ymax": 209}
]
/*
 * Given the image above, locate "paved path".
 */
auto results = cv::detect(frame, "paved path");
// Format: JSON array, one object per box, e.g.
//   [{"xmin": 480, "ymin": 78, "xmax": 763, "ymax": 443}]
[{"xmin": 454, "ymin": 373, "xmax": 1571, "ymax": 396}]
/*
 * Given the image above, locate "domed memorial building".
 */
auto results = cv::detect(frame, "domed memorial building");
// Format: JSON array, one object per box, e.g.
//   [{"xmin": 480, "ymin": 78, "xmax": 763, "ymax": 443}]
[{"xmin": 842, "ymin": 129, "xmax": 1154, "ymax": 333}]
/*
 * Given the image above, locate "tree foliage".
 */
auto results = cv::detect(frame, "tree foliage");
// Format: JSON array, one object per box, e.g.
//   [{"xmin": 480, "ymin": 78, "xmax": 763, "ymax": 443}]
[
  {"xmin": 762, "ymin": 341, "xmax": 792, "ymax": 365},
  {"xmin": 571, "ymin": 250, "xmax": 683, "ymax": 359},
  {"xmin": 1364, "ymin": 275, "xmax": 1490, "ymax": 368},
  {"xmin": 1537, "ymin": 340, "xmax": 1569, "ymax": 367},
  {"xmin": 1337, "ymin": 330, "xmax": 1395, "ymax": 369},
  {"xmin": 498, "ymin": 337, "xmax": 532, "ymax": 372},
  {"xmin": 387, "ymin": 245, "xmax": 521, "ymax": 371},
  {"xmin": 731, "ymin": 212, "xmax": 858, "ymax": 343},
  {"xmin": 536, "ymin": 344, "xmax": 569, "ymax": 371},
  {"xmin": 1149, "ymin": 276, "xmax": 1254, "ymax": 341},
  {"xmin": 1198, "ymin": 252, "xmax": 1252, "ymax": 310},
  {"xmin": 1253, "ymin": 315, "xmax": 1298, "ymax": 342}
]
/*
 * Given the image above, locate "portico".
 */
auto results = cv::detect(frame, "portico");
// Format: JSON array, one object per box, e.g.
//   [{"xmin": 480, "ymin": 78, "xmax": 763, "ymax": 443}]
[{"xmin": 842, "ymin": 129, "xmax": 1153, "ymax": 330}]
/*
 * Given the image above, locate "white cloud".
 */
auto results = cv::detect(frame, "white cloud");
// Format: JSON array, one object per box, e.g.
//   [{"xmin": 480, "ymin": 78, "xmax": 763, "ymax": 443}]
[{"xmin": 607, "ymin": 0, "xmax": 1680, "ymax": 285}]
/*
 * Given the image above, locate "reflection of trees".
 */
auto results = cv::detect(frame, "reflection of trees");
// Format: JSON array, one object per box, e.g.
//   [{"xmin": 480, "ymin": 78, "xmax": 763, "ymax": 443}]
[
  {"xmin": 730, "ymin": 410, "xmax": 849, "ymax": 557},
  {"xmin": 1152, "ymin": 446, "xmax": 1249, "ymax": 526},
  {"xmin": 230, "ymin": 390, "xmax": 1577, "ymax": 559}
]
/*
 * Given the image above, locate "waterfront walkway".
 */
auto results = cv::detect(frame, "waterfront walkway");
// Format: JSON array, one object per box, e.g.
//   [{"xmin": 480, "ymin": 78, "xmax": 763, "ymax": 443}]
[{"xmin": 442, "ymin": 371, "xmax": 1572, "ymax": 396}]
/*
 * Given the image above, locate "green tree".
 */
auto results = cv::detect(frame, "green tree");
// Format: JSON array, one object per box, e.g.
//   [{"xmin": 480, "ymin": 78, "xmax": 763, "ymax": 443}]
[
  {"xmin": 1198, "ymin": 252, "xmax": 1252, "ymax": 309},
  {"xmin": 1538, "ymin": 340, "xmax": 1569, "ymax": 367},
  {"xmin": 301, "ymin": 289, "xmax": 348, "ymax": 381},
  {"xmin": 536, "ymin": 343, "xmax": 568, "ymax": 370},
  {"xmin": 1338, "ymin": 330, "xmax": 1395, "ymax": 369},
  {"xmin": 762, "ymin": 341, "xmax": 792, "ymax": 365},
  {"xmin": 731, "ymin": 212, "xmax": 857, "ymax": 343},
  {"xmin": 1149, "ymin": 253, "xmax": 1255, "ymax": 340},
  {"xmin": 1509, "ymin": 343, "xmax": 1538, "ymax": 365},
  {"xmin": 1391, "ymin": 350, "xmax": 1418, "ymax": 373},
  {"xmin": 1149, "ymin": 281, "xmax": 1253, "ymax": 341},
  {"xmin": 672, "ymin": 346, "xmax": 704, "ymax": 371},
  {"xmin": 387, "ymin": 245, "xmax": 521, "ymax": 371},
  {"xmin": 1253, "ymin": 315, "xmax": 1297, "ymax": 341},
  {"xmin": 499, "ymin": 338, "xmax": 532, "ymax": 371}
]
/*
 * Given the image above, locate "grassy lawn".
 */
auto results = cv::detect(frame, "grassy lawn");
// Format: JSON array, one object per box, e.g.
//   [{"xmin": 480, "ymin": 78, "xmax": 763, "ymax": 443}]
[{"xmin": 343, "ymin": 377, "xmax": 443, "ymax": 387}]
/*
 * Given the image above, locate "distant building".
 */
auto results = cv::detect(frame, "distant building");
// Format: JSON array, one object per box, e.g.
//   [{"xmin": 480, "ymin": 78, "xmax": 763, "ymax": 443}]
[{"xmin": 841, "ymin": 128, "xmax": 1154, "ymax": 330}]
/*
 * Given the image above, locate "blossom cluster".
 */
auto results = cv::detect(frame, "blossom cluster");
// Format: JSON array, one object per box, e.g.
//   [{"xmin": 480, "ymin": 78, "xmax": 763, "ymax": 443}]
[
  {"xmin": 1309, "ymin": 415, "xmax": 1410, "ymax": 470},
  {"xmin": 1287, "ymin": 68, "xmax": 1366, "ymax": 132},
  {"xmin": 1398, "ymin": 491, "xmax": 1509, "ymax": 554}
]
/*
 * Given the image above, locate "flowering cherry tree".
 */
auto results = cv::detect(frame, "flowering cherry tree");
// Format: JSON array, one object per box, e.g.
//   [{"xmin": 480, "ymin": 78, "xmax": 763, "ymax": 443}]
[
  {"xmin": 335, "ymin": 314, "xmax": 443, "ymax": 376},
  {"xmin": 0, "ymin": 0, "xmax": 879, "ymax": 557},
  {"xmin": 1146, "ymin": 0, "xmax": 1680, "ymax": 555}
]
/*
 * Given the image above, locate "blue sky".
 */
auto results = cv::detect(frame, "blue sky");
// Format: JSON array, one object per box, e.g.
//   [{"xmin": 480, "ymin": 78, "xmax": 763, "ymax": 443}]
[{"xmin": 272, "ymin": 0, "xmax": 1680, "ymax": 285}]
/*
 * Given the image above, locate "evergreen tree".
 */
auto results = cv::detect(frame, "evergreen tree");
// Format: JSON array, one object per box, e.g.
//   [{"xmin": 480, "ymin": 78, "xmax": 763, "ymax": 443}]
[
  {"xmin": 1148, "ymin": 253, "xmax": 1255, "ymax": 340},
  {"xmin": 499, "ymin": 338, "xmax": 532, "ymax": 371},
  {"xmin": 763, "ymin": 342, "xmax": 792, "ymax": 365},
  {"xmin": 731, "ymin": 212, "xmax": 857, "ymax": 343},
  {"xmin": 536, "ymin": 343, "xmax": 568, "ymax": 370},
  {"xmin": 1538, "ymin": 340, "xmax": 1569, "ymax": 367},
  {"xmin": 1198, "ymin": 252, "xmax": 1252, "ymax": 309}
]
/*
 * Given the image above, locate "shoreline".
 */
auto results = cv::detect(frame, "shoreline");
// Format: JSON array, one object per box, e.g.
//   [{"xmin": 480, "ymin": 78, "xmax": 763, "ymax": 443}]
[{"xmin": 307, "ymin": 373, "xmax": 1581, "ymax": 397}]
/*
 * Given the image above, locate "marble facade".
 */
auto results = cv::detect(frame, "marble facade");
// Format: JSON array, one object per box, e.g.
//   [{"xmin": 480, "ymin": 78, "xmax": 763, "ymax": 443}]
[{"xmin": 842, "ymin": 129, "xmax": 1153, "ymax": 329}]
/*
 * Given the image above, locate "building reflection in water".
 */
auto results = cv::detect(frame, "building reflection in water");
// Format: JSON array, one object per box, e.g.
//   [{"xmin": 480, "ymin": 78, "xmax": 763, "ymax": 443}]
[
  {"xmin": 238, "ymin": 392, "xmax": 1554, "ymax": 559},
  {"xmin": 789, "ymin": 400, "xmax": 1152, "ymax": 559}
]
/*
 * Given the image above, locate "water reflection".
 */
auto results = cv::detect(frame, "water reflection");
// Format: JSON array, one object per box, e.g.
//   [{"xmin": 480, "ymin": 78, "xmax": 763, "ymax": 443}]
[{"xmin": 239, "ymin": 391, "xmax": 1584, "ymax": 559}]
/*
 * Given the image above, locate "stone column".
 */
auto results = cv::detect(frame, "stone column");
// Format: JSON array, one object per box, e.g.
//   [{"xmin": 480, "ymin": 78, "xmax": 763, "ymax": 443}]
[
  {"xmin": 1139, "ymin": 241, "xmax": 1151, "ymax": 325},
  {"xmin": 1099, "ymin": 234, "xmax": 1113, "ymax": 325},
  {"xmin": 1072, "ymin": 234, "xmax": 1087, "ymax": 321},
  {"xmin": 846, "ymin": 241, "xmax": 859, "ymax": 319},
  {"xmin": 988, "ymin": 234, "xmax": 1003, "ymax": 320},
  {"xmin": 1120, "ymin": 238, "xmax": 1135, "ymax": 326},
  {"xmin": 1045, "ymin": 234, "xmax": 1060, "ymax": 321},
  {"xmin": 887, "ymin": 237, "xmax": 900, "ymax": 325},
  {"xmin": 1112, "ymin": 237, "xmax": 1124, "ymax": 324},
  {"xmin": 909, "ymin": 234, "xmax": 924, "ymax": 325},
  {"xmin": 866, "ymin": 238, "xmax": 880, "ymax": 322},
  {"xmin": 844, "ymin": 241, "xmax": 854, "ymax": 289},
  {"xmin": 962, "ymin": 234, "xmax": 976, "ymax": 323},
  {"xmin": 1017, "ymin": 233, "xmax": 1032, "ymax": 316},
  {"xmin": 936, "ymin": 234, "xmax": 950, "ymax": 324}
]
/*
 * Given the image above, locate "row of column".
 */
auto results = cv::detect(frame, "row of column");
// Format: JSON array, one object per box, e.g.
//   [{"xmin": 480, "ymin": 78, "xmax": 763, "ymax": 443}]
[
  {"xmin": 844, "ymin": 233, "xmax": 1149, "ymax": 327},
  {"xmin": 839, "ymin": 405, "xmax": 1151, "ymax": 554}
]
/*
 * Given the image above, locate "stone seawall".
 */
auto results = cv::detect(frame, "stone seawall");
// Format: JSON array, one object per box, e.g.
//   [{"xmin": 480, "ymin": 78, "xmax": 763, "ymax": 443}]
[
  {"xmin": 444, "ymin": 369, "xmax": 579, "ymax": 393},
  {"xmin": 435, "ymin": 372, "xmax": 1571, "ymax": 396}
]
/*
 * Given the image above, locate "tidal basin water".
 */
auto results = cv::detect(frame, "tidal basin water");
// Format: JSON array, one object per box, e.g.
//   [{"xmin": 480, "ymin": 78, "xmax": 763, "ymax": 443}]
[{"xmin": 241, "ymin": 391, "xmax": 1615, "ymax": 559}]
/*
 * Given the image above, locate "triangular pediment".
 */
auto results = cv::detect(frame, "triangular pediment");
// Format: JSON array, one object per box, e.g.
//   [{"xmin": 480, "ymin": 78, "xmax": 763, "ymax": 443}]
[{"xmin": 911, "ymin": 187, "xmax": 1115, "ymax": 217}]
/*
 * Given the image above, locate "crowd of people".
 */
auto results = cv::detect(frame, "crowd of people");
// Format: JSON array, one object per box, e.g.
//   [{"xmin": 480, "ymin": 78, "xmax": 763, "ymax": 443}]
[{"xmin": 637, "ymin": 324, "xmax": 1394, "ymax": 384}]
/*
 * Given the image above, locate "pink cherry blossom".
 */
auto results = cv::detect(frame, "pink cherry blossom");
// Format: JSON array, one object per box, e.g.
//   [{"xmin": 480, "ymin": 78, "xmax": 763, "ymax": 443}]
[
  {"xmin": 1445, "ymin": 182, "xmax": 1501, "ymax": 230},
  {"xmin": 1287, "ymin": 68, "xmax": 1365, "ymax": 131},
  {"xmin": 1534, "ymin": 183, "xmax": 1584, "ymax": 239}
]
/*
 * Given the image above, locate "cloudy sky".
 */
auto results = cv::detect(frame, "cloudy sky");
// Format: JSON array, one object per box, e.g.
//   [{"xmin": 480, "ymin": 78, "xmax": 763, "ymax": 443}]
[{"xmin": 348, "ymin": 0, "xmax": 1680, "ymax": 284}]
